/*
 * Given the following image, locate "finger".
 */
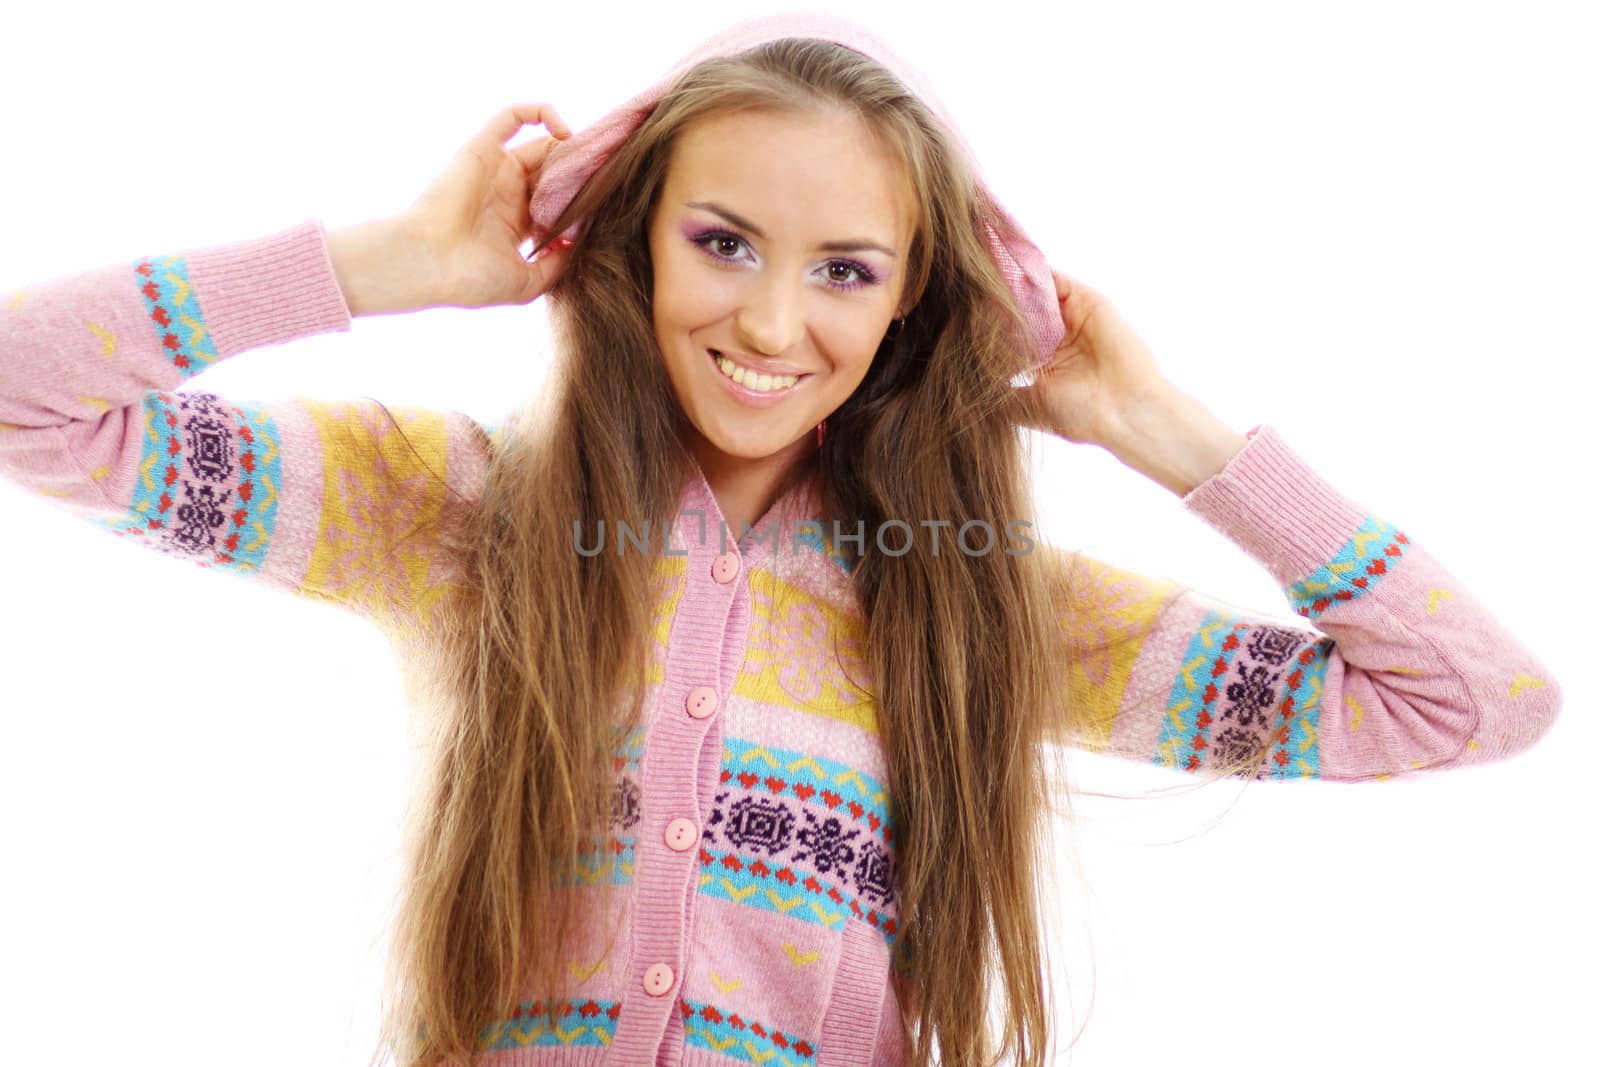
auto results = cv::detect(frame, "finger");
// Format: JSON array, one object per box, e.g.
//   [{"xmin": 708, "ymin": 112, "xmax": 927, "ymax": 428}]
[
  {"xmin": 524, "ymin": 232, "xmax": 573, "ymax": 260},
  {"xmin": 477, "ymin": 102, "xmax": 572, "ymax": 151},
  {"xmin": 522, "ymin": 242, "xmax": 574, "ymax": 302},
  {"xmin": 510, "ymin": 133, "xmax": 559, "ymax": 174},
  {"xmin": 1053, "ymin": 267, "xmax": 1103, "ymax": 307}
]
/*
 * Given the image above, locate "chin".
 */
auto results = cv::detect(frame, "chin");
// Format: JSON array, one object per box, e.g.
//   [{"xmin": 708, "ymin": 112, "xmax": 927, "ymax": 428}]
[{"xmin": 698, "ymin": 420, "xmax": 806, "ymax": 461}]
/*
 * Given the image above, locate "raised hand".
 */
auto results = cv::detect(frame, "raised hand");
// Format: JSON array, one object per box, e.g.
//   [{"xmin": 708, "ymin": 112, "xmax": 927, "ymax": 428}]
[
  {"xmin": 1014, "ymin": 268, "xmax": 1171, "ymax": 449},
  {"xmin": 401, "ymin": 101, "xmax": 577, "ymax": 309}
]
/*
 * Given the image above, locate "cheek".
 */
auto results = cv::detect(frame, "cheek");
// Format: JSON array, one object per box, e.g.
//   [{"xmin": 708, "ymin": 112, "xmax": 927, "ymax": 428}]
[
  {"xmin": 654, "ymin": 250, "xmax": 730, "ymax": 330},
  {"xmin": 821, "ymin": 321, "xmax": 888, "ymax": 380}
]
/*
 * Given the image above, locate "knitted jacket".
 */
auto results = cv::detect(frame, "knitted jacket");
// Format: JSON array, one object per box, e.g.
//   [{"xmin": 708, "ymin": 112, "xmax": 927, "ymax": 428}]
[{"xmin": 0, "ymin": 219, "xmax": 1563, "ymax": 1067}]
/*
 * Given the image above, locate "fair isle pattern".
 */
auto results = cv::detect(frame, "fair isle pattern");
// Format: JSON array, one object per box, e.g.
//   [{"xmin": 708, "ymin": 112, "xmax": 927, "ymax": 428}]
[
  {"xmin": 739, "ymin": 571, "xmax": 876, "ymax": 734},
  {"xmin": 703, "ymin": 737, "xmax": 898, "ymax": 942},
  {"xmin": 645, "ymin": 553, "xmax": 689, "ymax": 688},
  {"xmin": 716, "ymin": 738, "xmax": 893, "ymax": 850},
  {"xmin": 299, "ymin": 400, "xmax": 457, "ymax": 632},
  {"xmin": 1049, "ymin": 548, "xmax": 1182, "ymax": 752},
  {"xmin": 1288, "ymin": 515, "xmax": 1410, "ymax": 620},
  {"xmin": 571, "ymin": 726, "xmax": 648, "ymax": 887},
  {"xmin": 695, "ymin": 844, "xmax": 897, "ymax": 946},
  {"xmin": 478, "ymin": 999, "xmax": 621, "ymax": 1051},
  {"xmin": 132, "ymin": 254, "xmax": 219, "ymax": 376},
  {"xmin": 569, "ymin": 836, "xmax": 636, "ymax": 888},
  {"xmin": 679, "ymin": 998, "xmax": 817, "ymax": 1065},
  {"xmin": 92, "ymin": 390, "xmax": 283, "ymax": 575},
  {"xmin": 1263, "ymin": 639, "xmax": 1334, "ymax": 780},
  {"xmin": 1151, "ymin": 613, "xmax": 1329, "ymax": 777},
  {"xmin": 607, "ymin": 723, "xmax": 646, "ymax": 806}
]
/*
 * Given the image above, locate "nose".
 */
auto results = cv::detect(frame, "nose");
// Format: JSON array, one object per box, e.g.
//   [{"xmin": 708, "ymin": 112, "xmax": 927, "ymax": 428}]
[{"xmin": 733, "ymin": 267, "xmax": 806, "ymax": 356}]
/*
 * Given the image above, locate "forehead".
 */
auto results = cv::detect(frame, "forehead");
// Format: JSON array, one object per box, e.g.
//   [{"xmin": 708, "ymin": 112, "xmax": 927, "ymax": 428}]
[{"xmin": 662, "ymin": 107, "xmax": 915, "ymax": 245}]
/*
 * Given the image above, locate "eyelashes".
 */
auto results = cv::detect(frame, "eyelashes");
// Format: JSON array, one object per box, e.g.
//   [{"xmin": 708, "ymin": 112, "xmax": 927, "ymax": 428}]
[{"xmin": 687, "ymin": 228, "xmax": 880, "ymax": 292}]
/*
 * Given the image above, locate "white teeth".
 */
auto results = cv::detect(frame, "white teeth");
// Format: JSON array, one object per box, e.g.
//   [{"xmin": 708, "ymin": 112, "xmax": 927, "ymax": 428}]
[{"xmin": 714, "ymin": 353, "xmax": 799, "ymax": 393}]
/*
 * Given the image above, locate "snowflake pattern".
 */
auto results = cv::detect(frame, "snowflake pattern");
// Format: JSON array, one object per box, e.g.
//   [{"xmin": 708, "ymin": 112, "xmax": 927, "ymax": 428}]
[
  {"xmin": 744, "ymin": 579, "xmax": 874, "ymax": 714},
  {"xmin": 1051, "ymin": 548, "xmax": 1178, "ymax": 688},
  {"xmin": 852, "ymin": 840, "xmax": 895, "ymax": 905},
  {"xmin": 1206, "ymin": 624, "xmax": 1320, "ymax": 771},
  {"xmin": 114, "ymin": 390, "xmax": 277, "ymax": 572},
  {"xmin": 301, "ymin": 401, "xmax": 456, "ymax": 632},
  {"xmin": 705, "ymin": 786, "xmax": 894, "ymax": 908},
  {"xmin": 610, "ymin": 774, "xmax": 641, "ymax": 830},
  {"xmin": 171, "ymin": 479, "xmax": 232, "ymax": 554},
  {"xmin": 794, "ymin": 810, "xmax": 859, "ymax": 880}
]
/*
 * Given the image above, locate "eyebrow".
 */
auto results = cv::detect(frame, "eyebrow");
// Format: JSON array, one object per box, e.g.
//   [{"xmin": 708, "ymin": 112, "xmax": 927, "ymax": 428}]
[{"xmin": 685, "ymin": 200, "xmax": 898, "ymax": 258}]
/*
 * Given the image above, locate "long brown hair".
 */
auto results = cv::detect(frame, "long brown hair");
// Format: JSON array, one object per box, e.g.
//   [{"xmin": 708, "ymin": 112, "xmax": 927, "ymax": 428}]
[{"xmin": 366, "ymin": 36, "xmax": 1266, "ymax": 1067}]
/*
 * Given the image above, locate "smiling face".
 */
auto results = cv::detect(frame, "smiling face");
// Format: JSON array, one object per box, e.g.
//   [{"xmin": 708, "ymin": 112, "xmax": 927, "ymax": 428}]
[{"xmin": 646, "ymin": 106, "xmax": 916, "ymax": 471}]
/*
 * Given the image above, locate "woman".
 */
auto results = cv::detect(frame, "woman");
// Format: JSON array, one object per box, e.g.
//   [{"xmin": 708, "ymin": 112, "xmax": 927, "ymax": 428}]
[{"xmin": 0, "ymin": 12, "xmax": 1563, "ymax": 1067}]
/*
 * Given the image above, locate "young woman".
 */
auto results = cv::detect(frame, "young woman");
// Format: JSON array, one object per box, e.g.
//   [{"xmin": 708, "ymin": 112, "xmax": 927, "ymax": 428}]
[{"xmin": 0, "ymin": 12, "xmax": 1563, "ymax": 1067}]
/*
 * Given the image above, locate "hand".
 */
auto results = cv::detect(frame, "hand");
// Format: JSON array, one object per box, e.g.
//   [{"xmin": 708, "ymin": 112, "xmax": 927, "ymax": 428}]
[
  {"xmin": 1014, "ymin": 268, "xmax": 1173, "ymax": 450},
  {"xmin": 399, "ymin": 102, "xmax": 576, "ymax": 309}
]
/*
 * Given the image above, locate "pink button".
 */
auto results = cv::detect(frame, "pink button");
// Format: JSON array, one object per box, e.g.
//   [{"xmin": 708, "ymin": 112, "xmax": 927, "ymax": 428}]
[
  {"xmin": 686, "ymin": 686, "xmax": 719, "ymax": 720},
  {"xmin": 711, "ymin": 552, "xmax": 741, "ymax": 583},
  {"xmin": 664, "ymin": 817, "xmax": 697, "ymax": 851},
  {"xmin": 642, "ymin": 962, "xmax": 675, "ymax": 996}
]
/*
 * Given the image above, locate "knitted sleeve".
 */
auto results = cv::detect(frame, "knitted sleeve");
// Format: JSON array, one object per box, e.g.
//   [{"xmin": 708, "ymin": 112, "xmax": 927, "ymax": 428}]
[
  {"xmin": 0, "ymin": 219, "xmax": 493, "ymax": 640},
  {"xmin": 1049, "ymin": 424, "xmax": 1562, "ymax": 782}
]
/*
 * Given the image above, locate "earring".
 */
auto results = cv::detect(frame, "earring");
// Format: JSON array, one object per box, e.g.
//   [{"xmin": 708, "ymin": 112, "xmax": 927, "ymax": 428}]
[{"xmin": 816, "ymin": 418, "xmax": 827, "ymax": 447}]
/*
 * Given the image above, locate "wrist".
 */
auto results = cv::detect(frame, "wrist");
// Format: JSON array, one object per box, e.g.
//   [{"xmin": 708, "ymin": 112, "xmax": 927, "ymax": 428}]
[
  {"xmin": 326, "ymin": 216, "xmax": 443, "ymax": 317},
  {"xmin": 1106, "ymin": 385, "xmax": 1251, "ymax": 498}
]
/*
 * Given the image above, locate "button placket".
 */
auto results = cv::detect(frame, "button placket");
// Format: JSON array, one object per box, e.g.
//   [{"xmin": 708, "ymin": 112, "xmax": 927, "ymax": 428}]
[{"xmin": 610, "ymin": 508, "xmax": 750, "ymax": 1060}]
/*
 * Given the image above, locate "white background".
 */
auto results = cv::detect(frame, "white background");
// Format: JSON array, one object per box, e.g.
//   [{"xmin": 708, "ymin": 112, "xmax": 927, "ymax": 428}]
[{"xmin": 0, "ymin": 1, "xmax": 1591, "ymax": 1064}]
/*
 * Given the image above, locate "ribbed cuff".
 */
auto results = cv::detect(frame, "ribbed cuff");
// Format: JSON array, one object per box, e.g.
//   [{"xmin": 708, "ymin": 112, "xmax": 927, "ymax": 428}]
[
  {"xmin": 1179, "ymin": 423, "xmax": 1371, "ymax": 587},
  {"xmin": 181, "ymin": 218, "xmax": 353, "ymax": 360}
]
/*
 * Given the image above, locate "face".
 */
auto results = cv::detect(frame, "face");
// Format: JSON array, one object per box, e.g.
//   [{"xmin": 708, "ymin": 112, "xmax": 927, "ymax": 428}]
[{"xmin": 646, "ymin": 106, "xmax": 916, "ymax": 469}]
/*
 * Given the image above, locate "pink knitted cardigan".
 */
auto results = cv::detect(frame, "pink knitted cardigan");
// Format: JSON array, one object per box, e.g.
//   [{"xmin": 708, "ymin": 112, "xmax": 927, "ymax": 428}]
[{"xmin": 0, "ymin": 220, "xmax": 1563, "ymax": 1065}]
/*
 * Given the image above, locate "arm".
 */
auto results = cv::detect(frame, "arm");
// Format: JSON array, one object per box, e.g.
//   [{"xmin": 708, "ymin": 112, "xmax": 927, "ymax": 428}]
[
  {"xmin": 0, "ymin": 219, "xmax": 496, "ymax": 639},
  {"xmin": 1050, "ymin": 420, "xmax": 1562, "ymax": 781}
]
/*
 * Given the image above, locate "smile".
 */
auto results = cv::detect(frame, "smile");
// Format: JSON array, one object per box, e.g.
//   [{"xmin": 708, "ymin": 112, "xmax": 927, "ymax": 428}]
[{"xmin": 708, "ymin": 349, "xmax": 809, "ymax": 395}]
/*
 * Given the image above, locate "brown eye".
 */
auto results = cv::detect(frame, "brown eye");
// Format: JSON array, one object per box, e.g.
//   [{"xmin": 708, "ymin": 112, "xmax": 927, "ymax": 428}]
[{"xmin": 716, "ymin": 237, "xmax": 740, "ymax": 257}]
